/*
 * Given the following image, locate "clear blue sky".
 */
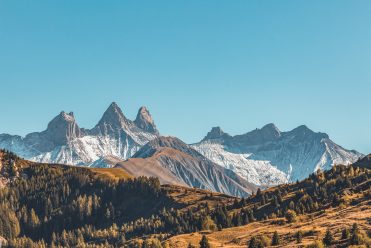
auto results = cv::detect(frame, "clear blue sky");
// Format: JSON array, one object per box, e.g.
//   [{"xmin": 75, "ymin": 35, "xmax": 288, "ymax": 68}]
[{"xmin": 0, "ymin": 1, "xmax": 370, "ymax": 154}]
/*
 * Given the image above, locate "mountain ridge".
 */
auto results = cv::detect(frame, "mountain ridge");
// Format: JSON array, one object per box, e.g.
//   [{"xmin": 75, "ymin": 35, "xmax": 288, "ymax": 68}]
[
  {"xmin": 0, "ymin": 104, "xmax": 363, "ymax": 188},
  {"xmin": 192, "ymin": 124, "xmax": 362, "ymax": 182},
  {"xmin": 0, "ymin": 102, "xmax": 159, "ymax": 166}
]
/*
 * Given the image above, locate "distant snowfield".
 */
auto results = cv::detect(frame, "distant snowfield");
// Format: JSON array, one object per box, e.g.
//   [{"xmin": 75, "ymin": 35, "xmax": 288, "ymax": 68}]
[
  {"xmin": 192, "ymin": 142, "xmax": 288, "ymax": 186},
  {"xmin": 191, "ymin": 124, "xmax": 363, "ymax": 184}
]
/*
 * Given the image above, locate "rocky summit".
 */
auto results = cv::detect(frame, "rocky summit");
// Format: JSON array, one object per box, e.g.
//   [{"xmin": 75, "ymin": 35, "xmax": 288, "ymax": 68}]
[{"xmin": 0, "ymin": 102, "xmax": 159, "ymax": 166}]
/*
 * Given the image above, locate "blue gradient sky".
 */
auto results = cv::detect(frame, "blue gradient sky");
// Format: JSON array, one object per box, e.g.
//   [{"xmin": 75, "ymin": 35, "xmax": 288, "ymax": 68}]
[{"xmin": 0, "ymin": 1, "xmax": 370, "ymax": 153}]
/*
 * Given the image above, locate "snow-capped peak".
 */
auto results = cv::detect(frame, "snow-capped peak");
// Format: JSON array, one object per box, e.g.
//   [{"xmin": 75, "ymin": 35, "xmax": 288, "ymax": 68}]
[
  {"xmin": 193, "ymin": 123, "xmax": 363, "ymax": 184},
  {"xmin": 0, "ymin": 102, "xmax": 160, "ymax": 167}
]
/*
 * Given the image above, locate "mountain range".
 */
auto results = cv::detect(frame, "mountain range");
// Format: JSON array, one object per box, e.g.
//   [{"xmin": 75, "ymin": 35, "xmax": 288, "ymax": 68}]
[
  {"xmin": 0, "ymin": 102, "xmax": 363, "ymax": 196},
  {"xmin": 191, "ymin": 124, "xmax": 362, "ymax": 182},
  {"xmin": 0, "ymin": 102, "xmax": 158, "ymax": 166}
]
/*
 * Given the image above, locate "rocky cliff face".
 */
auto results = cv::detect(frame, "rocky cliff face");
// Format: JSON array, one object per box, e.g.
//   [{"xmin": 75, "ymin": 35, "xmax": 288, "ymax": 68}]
[
  {"xmin": 23, "ymin": 111, "xmax": 83, "ymax": 153},
  {"xmin": 134, "ymin": 106, "xmax": 159, "ymax": 135},
  {"xmin": 202, "ymin": 127, "xmax": 231, "ymax": 141},
  {"xmin": 91, "ymin": 102, "xmax": 132, "ymax": 136}
]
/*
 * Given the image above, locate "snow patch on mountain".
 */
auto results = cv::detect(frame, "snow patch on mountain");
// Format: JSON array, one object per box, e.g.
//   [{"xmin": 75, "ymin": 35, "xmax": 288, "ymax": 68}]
[
  {"xmin": 0, "ymin": 103, "xmax": 159, "ymax": 167},
  {"xmin": 191, "ymin": 141, "xmax": 288, "ymax": 186},
  {"xmin": 195, "ymin": 125, "xmax": 363, "ymax": 183},
  {"xmin": 0, "ymin": 135, "xmax": 36, "ymax": 158},
  {"xmin": 0, "ymin": 104, "xmax": 363, "ymax": 188}
]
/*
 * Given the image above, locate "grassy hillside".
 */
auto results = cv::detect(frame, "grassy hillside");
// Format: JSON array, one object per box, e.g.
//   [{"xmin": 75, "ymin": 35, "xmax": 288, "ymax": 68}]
[
  {"xmin": 0, "ymin": 149, "xmax": 369, "ymax": 247},
  {"xmin": 89, "ymin": 167, "xmax": 133, "ymax": 181},
  {"xmin": 166, "ymin": 193, "xmax": 370, "ymax": 247},
  {"xmin": 0, "ymin": 150, "xmax": 236, "ymax": 247},
  {"xmin": 165, "ymin": 159, "xmax": 371, "ymax": 248}
]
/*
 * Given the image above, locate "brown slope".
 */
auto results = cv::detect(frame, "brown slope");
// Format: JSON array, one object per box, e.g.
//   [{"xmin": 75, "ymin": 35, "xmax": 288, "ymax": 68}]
[
  {"xmin": 116, "ymin": 153, "xmax": 187, "ymax": 186},
  {"xmin": 116, "ymin": 137, "xmax": 257, "ymax": 197},
  {"xmin": 89, "ymin": 167, "xmax": 132, "ymax": 181}
]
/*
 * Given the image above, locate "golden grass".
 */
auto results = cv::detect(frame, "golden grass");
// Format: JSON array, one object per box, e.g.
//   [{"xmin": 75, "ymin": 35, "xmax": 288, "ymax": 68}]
[
  {"xmin": 165, "ymin": 198, "xmax": 371, "ymax": 248},
  {"xmin": 89, "ymin": 167, "xmax": 132, "ymax": 180},
  {"xmin": 162, "ymin": 184, "xmax": 235, "ymax": 212}
]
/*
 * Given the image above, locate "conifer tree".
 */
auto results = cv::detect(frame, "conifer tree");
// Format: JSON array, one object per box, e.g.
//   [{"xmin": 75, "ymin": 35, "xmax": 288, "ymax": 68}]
[
  {"xmin": 350, "ymin": 225, "xmax": 361, "ymax": 245},
  {"xmin": 200, "ymin": 235, "xmax": 210, "ymax": 248},
  {"xmin": 350, "ymin": 232, "xmax": 361, "ymax": 245},
  {"xmin": 341, "ymin": 228, "xmax": 350, "ymax": 240},
  {"xmin": 248, "ymin": 236, "xmax": 264, "ymax": 248},
  {"xmin": 351, "ymin": 223, "xmax": 359, "ymax": 234},
  {"xmin": 271, "ymin": 231, "xmax": 280, "ymax": 246},
  {"xmin": 323, "ymin": 228, "xmax": 333, "ymax": 246},
  {"xmin": 29, "ymin": 209, "xmax": 40, "ymax": 228},
  {"xmin": 296, "ymin": 231, "xmax": 303, "ymax": 243},
  {"xmin": 285, "ymin": 210, "xmax": 297, "ymax": 223}
]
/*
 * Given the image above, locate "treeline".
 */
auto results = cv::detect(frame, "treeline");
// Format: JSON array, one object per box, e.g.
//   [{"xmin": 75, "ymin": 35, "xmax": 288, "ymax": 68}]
[
  {"xmin": 232, "ymin": 164, "xmax": 370, "ymax": 223},
  {"xmin": 0, "ymin": 149, "xmax": 370, "ymax": 247},
  {"xmin": 0, "ymin": 150, "xmax": 241, "ymax": 247},
  {"xmin": 0, "ymin": 150, "xmax": 172, "ymax": 247},
  {"xmin": 247, "ymin": 223, "xmax": 371, "ymax": 248},
  {"xmin": 0, "ymin": 149, "xmax": 20, "ymax": 178}
]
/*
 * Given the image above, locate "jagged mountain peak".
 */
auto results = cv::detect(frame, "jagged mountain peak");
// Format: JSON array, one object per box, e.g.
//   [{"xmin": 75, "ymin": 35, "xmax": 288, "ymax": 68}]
[
  {"xmin": 91, "ymin": 102, "xmax": 132, "ymax": 136},
  {"xmin": 232, "ymin": 123, "xmax": 281, "ymax": 146},
  {"xmin": 105, "ymin": 102, "xmax": 124, "ymax": 117},
  {"xmin": 88, "ymin": 102, "xmax": 159, "ymax": 149},
  {"xmin": 98, "ymin": 102, "xmax": 126, "ymax": 125},
  {"xmin": 47, "ymin": 111, "xmax": 78, "ymax": 130},
  {"xmin": 0, "ymin": 102, "xmax": 160, "ymax": 166},
  {"xmin": 261, "ymin": 123, "xmax": 280, "ymax": 133},
  {"xmin": 256, "ymin": 123, "xmax": 281, "ymax": 139},
  {"xmin": 137, "ymin": 106, "xmax": 149, "ymax": 114},
  {"xmin": 291, "ymin": 124, "xmax": 312, "ymax": 133},
  {"xmin": 55, "ymin": 111, "xmax": 75, "ymax": 121},
  {"xmin": 201, "ymin": 123, "xmax": 281, "ymax": 144},
  {"xmin": 288, "ymin": 125, "xmax": 329, "ymax": 139},
  {"xmin": 42, "ymin": 110, "xmax": 82, "ymax": 146},
  {"xmin": 134, "ymin": 106, "xmax": 159, "ymax": 135},
  {"xmin": 202, "ymin": 126, "xmax": 231, "ymax": 141}
]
